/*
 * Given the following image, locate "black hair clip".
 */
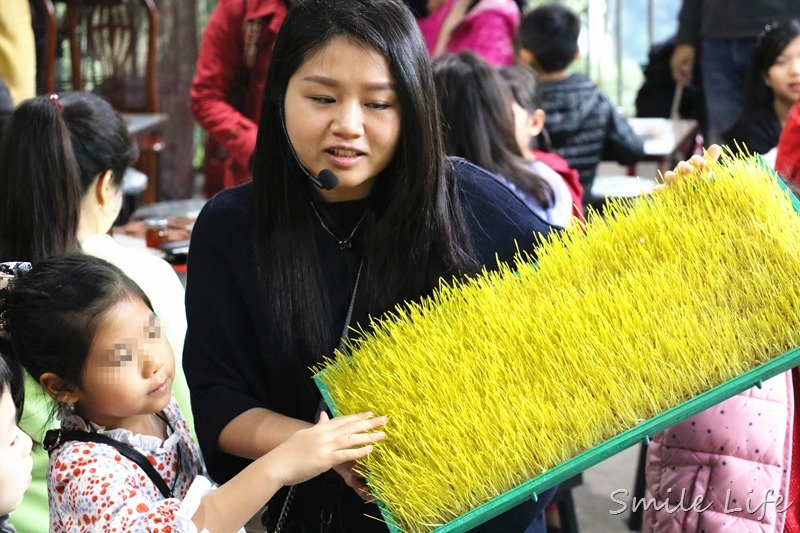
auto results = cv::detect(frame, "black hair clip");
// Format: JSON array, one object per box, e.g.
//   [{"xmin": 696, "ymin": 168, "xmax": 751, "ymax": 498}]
[{"xmin": 0, "ymin": 262, "xmax": 32, "ymax": 338}]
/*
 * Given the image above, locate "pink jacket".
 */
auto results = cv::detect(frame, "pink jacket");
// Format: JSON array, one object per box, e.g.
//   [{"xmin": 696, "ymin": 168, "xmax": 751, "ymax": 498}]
[
  {"xmin": 417, "ymin": 0, "xmax": 519, "ymax": 67},
  {"xmin": 644, "ymin": 372, "xmax": 794, "ymax": 532}
]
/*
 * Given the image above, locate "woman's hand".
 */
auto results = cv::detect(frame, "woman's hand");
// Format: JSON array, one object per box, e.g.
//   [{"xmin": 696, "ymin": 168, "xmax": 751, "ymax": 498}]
[
  {"xmin": 670, "ymin": 44, "xmax": 696, "ymax": 86},
  {"xmin": 270, "ymin": 411, "xmax": 386, "ymax": 488},
  {"xmin": 333, "ymin": 459, "xmax": 375, "ymax": 501},
  {"xmin": 662, "ymin": 144, "xmax": 722, "ymax": 185}
]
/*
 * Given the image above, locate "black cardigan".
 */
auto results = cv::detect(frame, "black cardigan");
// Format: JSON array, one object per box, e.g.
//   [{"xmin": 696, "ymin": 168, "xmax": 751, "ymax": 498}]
[{"xmin": 183, "ymin": 158, "xmax": 555, "ymax": 530}]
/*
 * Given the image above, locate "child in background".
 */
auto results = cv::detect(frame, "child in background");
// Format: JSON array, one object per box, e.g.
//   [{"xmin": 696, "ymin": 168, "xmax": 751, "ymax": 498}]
[
  {"xmin": 517, "ymin": 3, "xmax": 643, "ymax": 208},
  {"xmin": 498, "ymin": 64, "xmax": 585, "ymax": 222},
  {"xmin": 724, "ymin": 19, "xmax": 800, "ymax": 156},
  {"xmin": 0, "ymin": 254, "xmax": 386, "ymax": 533},
  {"xmin": 432, "ymin": 51, "xmax": 573, "ymax": 228},
  {"xmin": 0, "ymin": 296, "xmax": 32, "ymax": 533}
]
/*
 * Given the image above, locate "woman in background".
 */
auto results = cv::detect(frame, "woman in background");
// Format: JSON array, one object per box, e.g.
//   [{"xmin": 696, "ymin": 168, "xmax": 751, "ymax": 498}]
[{"xmin": 724, "ymin": 19, "xmax": 800, "ymax": 156}]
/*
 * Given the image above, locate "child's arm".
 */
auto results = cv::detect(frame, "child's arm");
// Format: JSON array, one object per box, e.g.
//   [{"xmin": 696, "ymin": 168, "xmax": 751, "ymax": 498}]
[
  {"xmin": 600, "ymin": 94, "xmax": 645, "ymax": 165},
  {"xmin": 191, "ymin": 411, "xmax": 386, "ymax": 533}
]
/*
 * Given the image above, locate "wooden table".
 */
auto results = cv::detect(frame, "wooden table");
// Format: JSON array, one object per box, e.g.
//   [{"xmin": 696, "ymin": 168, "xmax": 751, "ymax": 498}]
[{"xmin": 627, "ymin": 117, "xmax": 700, "ymax": 173}]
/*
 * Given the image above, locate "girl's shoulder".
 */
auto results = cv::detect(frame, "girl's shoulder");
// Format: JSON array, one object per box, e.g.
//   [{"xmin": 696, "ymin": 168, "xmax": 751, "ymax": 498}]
[
  {"xmin": 449, "ymin": 157, "xmax": 541, "ymax": 216},
  {"xmin": 448, "ymin": 157, "xmax": 554, "ymax": 264}
]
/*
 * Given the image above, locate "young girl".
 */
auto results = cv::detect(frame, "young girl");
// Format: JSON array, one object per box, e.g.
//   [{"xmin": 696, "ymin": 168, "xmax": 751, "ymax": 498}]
[
  {"xmin": 183, "ymin": 0, "xmax": 555, "ymax": 531},
  {"xmin": 0, "ymin": 91, "xmax": 192, "ymax": 533},
  {"xmin": 724, "ymin": 19, "xmax": 800, "ymax": 155},
  {"xmin": 498, "ymin": 63, "xmax": 585, "ymax": 222},
  {"xmin": 432, "ymin": 51, "xmax": 573, "ymax": 228},
  {"xmin": 0, "ymin": 254, "xmax": 386, "ymax": 533}
]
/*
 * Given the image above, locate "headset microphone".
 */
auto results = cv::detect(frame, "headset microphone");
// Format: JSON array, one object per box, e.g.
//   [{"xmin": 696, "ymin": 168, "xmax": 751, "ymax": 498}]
[
  {"xmin": 311, "ymin": 168, "xmax": 339, "ymax": 190},
  {"xmin": 278, "ymin": 102, "xmax": 339, "ymax": 191}
]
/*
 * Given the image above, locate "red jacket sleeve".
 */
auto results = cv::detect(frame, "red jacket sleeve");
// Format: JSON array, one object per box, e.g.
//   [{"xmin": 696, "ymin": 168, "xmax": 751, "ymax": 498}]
[{"xmin": 190, "ymin": 0, "xmax": 258, "ymax": 170}]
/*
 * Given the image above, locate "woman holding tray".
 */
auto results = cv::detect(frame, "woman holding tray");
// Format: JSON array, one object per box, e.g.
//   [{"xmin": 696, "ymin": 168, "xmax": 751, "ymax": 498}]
[{"xmin": 182, "ymin": 0, "xmax": 557, "ymax": 531}]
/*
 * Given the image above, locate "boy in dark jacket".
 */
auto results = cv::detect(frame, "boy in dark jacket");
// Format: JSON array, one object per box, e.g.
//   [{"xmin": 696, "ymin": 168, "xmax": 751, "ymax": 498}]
[{"xmin": 518, "ymin": 3, "xmax": 644, "ymax": 207}]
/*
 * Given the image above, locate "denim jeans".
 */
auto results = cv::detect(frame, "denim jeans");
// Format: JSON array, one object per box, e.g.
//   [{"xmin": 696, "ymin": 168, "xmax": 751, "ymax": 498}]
[{"xmin": 700, "ymin": 37, "xmax": 758, "ymax": 144}]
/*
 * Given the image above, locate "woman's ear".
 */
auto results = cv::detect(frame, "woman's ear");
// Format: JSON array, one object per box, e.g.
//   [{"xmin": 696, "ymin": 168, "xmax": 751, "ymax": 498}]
[
  {"xmin": 38, "ymin": 372, "xmax": 81, "ymax": 405},
  {"xmin": 95, "ymin": 169, "xmax": 116, "ymax": 207}
]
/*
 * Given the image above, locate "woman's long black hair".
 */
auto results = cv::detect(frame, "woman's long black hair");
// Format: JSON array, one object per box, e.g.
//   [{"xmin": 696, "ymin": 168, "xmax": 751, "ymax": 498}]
[
  {"xmin": 0, "ymin": 92, "xmax": 137, "ymax": 264},
  {"xmin": 252, "ymin": 0, "xmax": 476, "ymax": 359}
]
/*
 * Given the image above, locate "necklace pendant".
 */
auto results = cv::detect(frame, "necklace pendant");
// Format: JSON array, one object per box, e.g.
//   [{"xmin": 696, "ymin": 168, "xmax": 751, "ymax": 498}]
[{"xmin": 339, "ymin": 240, "xmax": 352, "ymax": 250}]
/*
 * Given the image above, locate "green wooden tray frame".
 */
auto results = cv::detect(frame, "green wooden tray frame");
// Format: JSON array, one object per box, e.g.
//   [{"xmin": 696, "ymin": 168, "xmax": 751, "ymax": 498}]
[{"xmin": 314, "ymin": 161, "xmax": 800, "ymax": 533}]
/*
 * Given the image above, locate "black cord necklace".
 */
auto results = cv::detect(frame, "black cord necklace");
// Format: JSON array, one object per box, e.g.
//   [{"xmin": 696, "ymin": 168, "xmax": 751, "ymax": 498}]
[{"xmin": 309, "ymin": 201, "xmax": 367, "ymax": 250}]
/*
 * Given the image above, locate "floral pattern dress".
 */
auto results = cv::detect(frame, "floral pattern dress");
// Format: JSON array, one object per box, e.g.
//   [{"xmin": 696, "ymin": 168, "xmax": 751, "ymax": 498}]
[{"xmin": 46, "ymin": 398, "xmax": 227, "ymax": 533}]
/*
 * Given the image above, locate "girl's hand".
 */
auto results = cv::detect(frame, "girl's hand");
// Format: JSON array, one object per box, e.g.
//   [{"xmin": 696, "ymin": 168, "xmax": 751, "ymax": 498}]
[
  {"xmin": 662, "ymin": 144, "xmax": 722, "ymax": 185},
  {"xmin": 271, "ymin": 411, "xmax": 386, "ymax": 488}
]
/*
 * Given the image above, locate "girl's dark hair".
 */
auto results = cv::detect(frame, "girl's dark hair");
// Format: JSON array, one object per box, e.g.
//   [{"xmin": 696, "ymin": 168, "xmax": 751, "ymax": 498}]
[
  {"xmin": 252, "ymin": 0, "xmax": 475, "ymax": 361},
  {"xmin": 433, "ymin": 52, "xmax": 553, "ymax": 208},
  {"xmin": 0, "ymin": 350, "xmax": 25, "ymax": 421},
  {"xmin": 498, "ymin": 64, "xmax": 553, "ymax": 151},
  {"xmin": 0, "ymin": 92, "xmax": 138, "ymax": 264},
  {"xmin": 3, "ymin": 254, "xmax": 151, "ymax": 393},
  {"xmin": 747, "ymin": 19, "xmax": 800, "ymax": 109}
]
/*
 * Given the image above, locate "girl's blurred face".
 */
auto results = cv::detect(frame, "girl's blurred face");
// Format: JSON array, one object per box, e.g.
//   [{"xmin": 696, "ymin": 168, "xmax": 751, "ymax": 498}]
[
  {"xmin": 72, "ymin": 297, "xmax": 174, "ymax": 435},
  {"xmin": 766, "ymin": 35, "xmax": 800, "ymax": 109},
  {"xmin": 283, "ymin": 36, "xmax": 402, "ymax": 202},
  {"xmin": 0, "ymin": 389, "xmax": 32, "ymax": 516},
  {"xmin": 511, "ymin": 100, "xmax": 534, "ymax": 157}
]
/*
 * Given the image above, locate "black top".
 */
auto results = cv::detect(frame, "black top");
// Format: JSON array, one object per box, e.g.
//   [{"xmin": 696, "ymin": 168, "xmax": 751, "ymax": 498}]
[
  {"xmin": 184, "ymin": 158, "xmax": 555, "ymax": 531},
  {"xmin": 724, "ymin": 103, "xmax": 782, "ymax": 155}
]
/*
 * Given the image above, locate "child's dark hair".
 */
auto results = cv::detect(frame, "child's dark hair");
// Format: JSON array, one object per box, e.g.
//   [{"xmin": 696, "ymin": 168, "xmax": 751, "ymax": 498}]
[
  {"xmin": 3, "ymin": 254, "xmax": 151, "ymax": 393},
  {"xmin": 498, "ymin": 64, "xmax": 552, "ymax": 151},
  {"xmin": 747, "ymin": 19, "xmax": 800, "ymax": 109},
  {"xmin": 433, "ymin": 52, "xmax": 554, "ymax": 208},
  {"xmin": 518, "ymin": 3, "xmax": 580, "ymax": 73},
  {"xmin": 0, "ymin": 92, "xmax": 138, "ymax": 264},
  {"xmin": 0, "ymin": 349, "xmax": 25, "ymax": 421}
]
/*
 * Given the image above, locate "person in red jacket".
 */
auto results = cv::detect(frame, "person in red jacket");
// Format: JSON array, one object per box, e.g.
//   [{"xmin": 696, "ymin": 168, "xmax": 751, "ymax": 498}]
[
  {"xmin": 777, "ymin": 99, "xmax": 800, "ymax": 186},
  {"xmin": 191, "ymin": 0, "xmax": 290, "ymax": 195}
]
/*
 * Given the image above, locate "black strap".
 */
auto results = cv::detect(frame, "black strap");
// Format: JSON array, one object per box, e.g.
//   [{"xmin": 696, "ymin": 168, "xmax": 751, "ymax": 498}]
[{"xmin": 44, "ymin": 428, "xmax": 173, "ymax": 499}]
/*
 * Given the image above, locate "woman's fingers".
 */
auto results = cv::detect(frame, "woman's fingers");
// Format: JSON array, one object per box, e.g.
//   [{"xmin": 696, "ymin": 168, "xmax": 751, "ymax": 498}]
[
  {"xmin": 663, "ymin": 144, "xmax": 724, "ymax": 184},
  {"xmin": 705, "ymin": 143, "xmax": 722, "ymax": 161}
]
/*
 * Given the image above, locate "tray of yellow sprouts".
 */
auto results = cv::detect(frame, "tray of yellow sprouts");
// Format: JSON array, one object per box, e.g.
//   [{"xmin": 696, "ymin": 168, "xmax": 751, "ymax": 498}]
[{"xmin": 314, "ymin": 153, "xmax": 800, "ymax": 533}]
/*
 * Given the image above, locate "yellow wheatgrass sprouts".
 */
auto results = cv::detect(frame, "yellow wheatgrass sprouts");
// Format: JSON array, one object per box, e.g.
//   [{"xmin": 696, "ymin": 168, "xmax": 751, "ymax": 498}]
[{"xmin": 316, "ymin": 153, "xmax": 800, "ymax": 533}]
